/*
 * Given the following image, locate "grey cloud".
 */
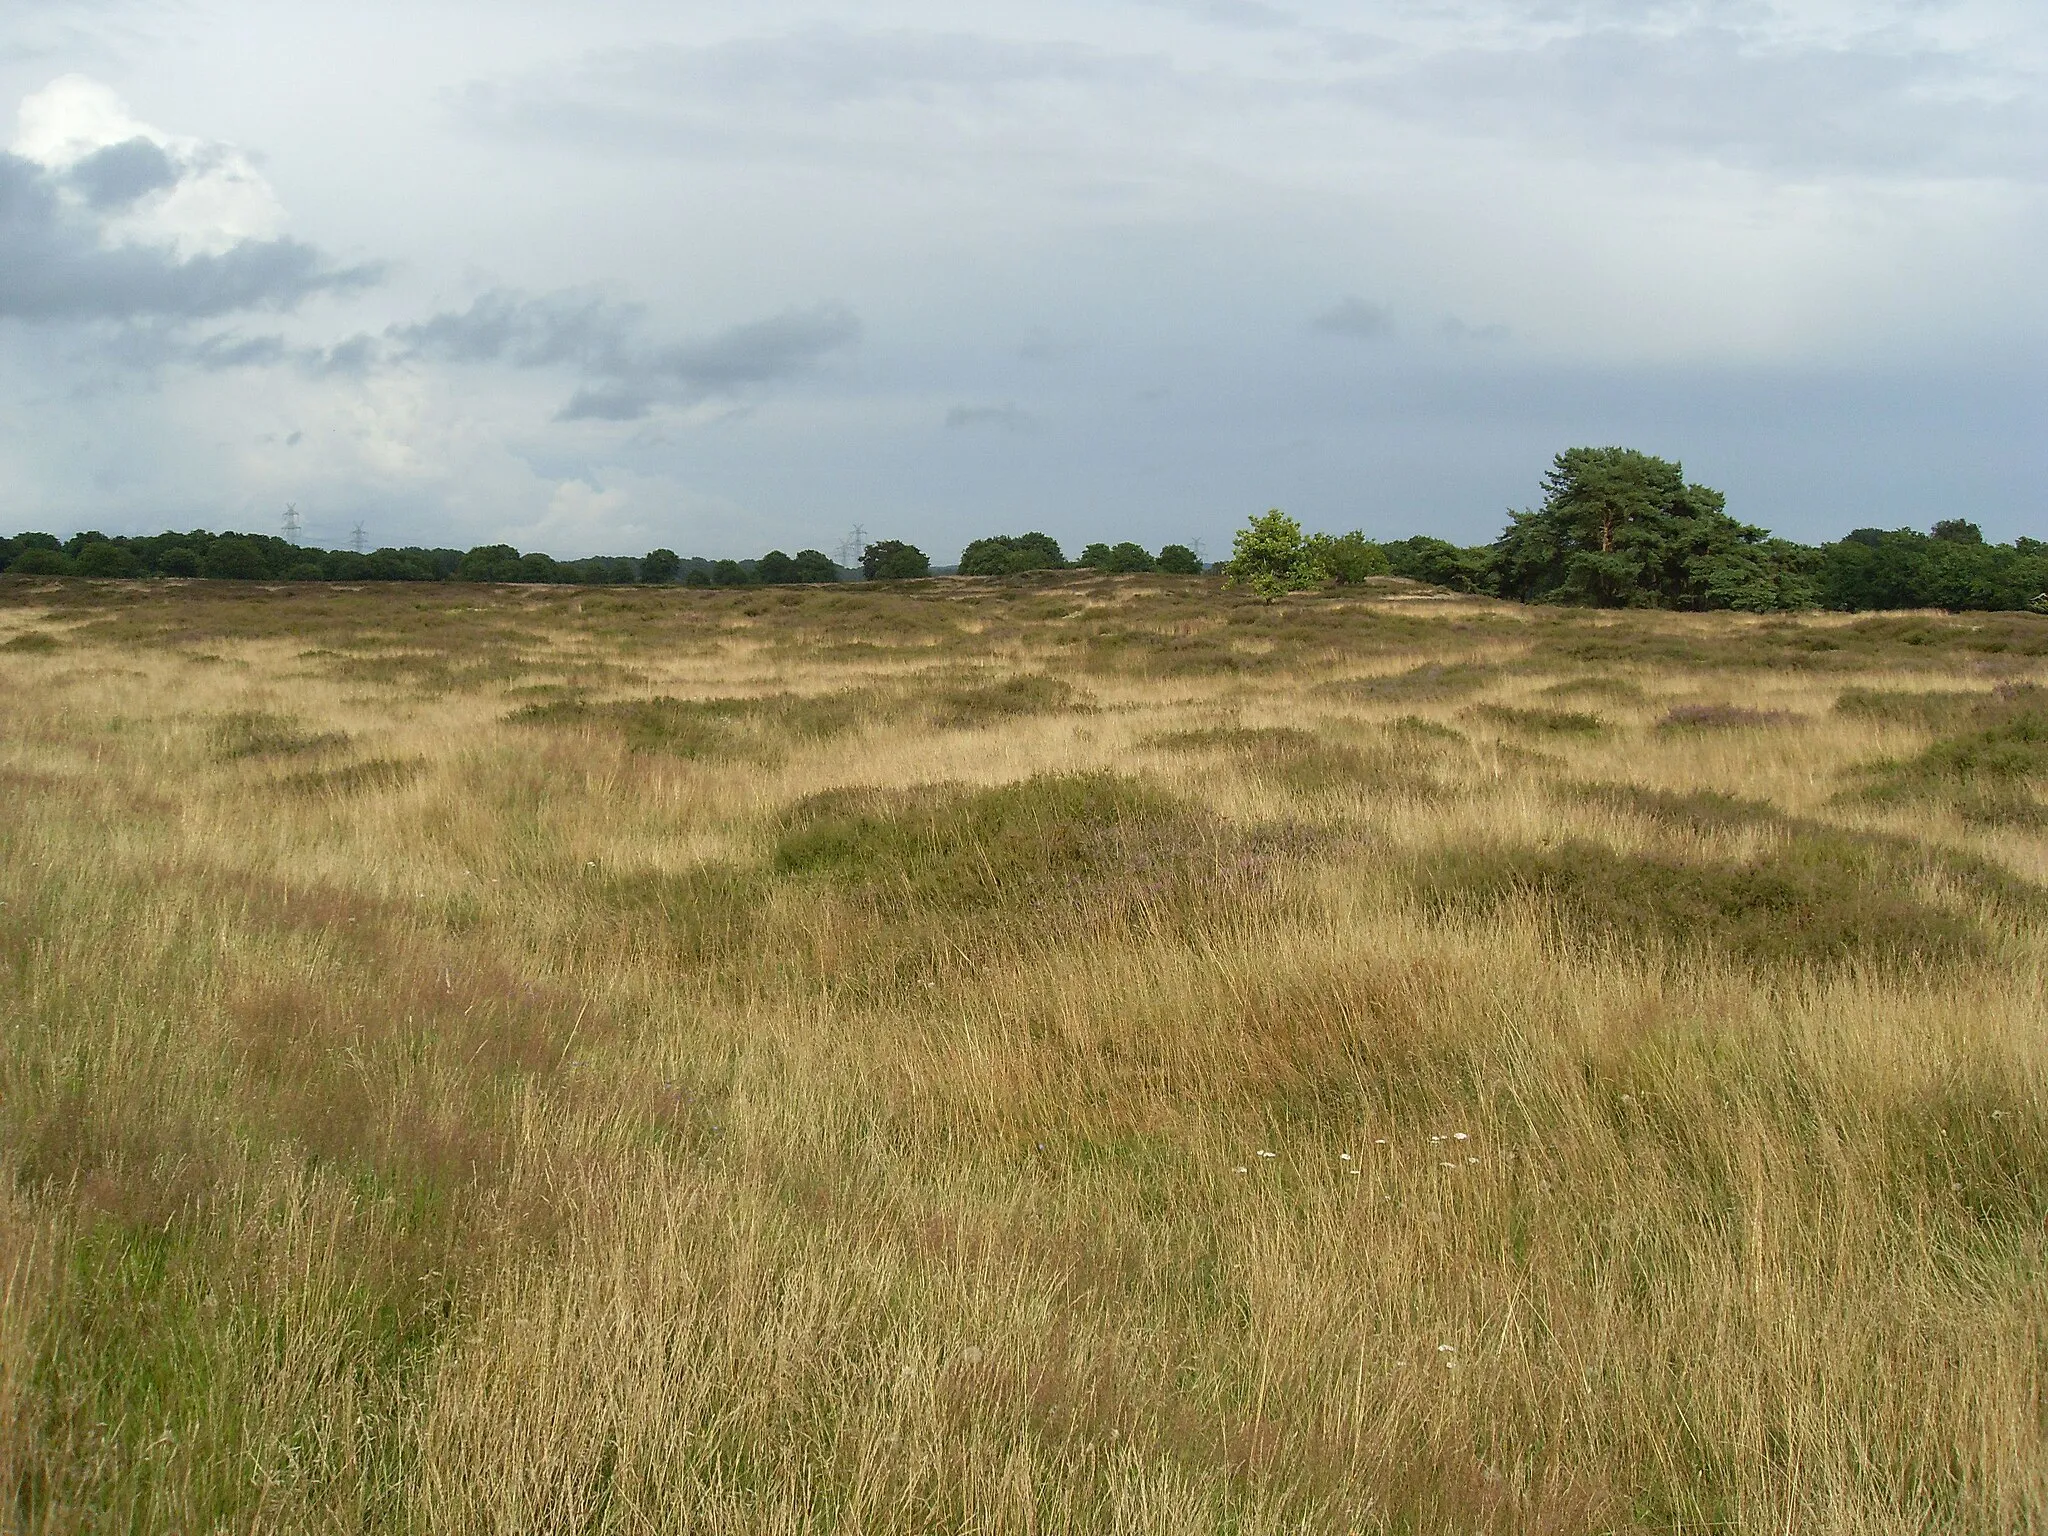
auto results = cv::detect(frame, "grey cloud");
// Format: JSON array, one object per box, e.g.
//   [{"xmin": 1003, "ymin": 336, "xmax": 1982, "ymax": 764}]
[
  {"xmin": 394, "ymin": 290, "xmax": 861, "ymax": 421},
  {"xmin": 0, "ymin": 151, "xmax": 381, "ymax": 321},
  {"xmin": 945, "ymin": 403, "xmax": 1036, "ymax": 431},
  {"xmin": 1311, "ymin": 296, "xmax": 1391, "ymax": 339},
  {"xmin": 69, "ymin": 136, "xmax": 177, "ymax": 208}
]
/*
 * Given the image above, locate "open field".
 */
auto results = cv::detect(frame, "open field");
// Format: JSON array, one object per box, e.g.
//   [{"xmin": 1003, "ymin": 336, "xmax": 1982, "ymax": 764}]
[{"xmin": 1, "ymin": 572, "xmax": 2044, "ymax": 1533}]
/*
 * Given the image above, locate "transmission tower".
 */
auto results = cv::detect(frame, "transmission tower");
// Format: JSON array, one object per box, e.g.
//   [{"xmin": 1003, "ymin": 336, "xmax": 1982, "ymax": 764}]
[
  {"xmin": 350, "ymin": 522, "xmax": 368, "ymax": 554},
  {"xmin": 281, "ymin": 503, "xmax": 301, "ymax": 543},
  {"xmin": 836, "ymin": 523, "xmax": 870, "ymax": 569}
]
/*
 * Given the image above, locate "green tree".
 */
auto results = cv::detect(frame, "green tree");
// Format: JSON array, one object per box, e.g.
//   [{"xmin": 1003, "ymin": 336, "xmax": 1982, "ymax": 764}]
[
  {"xmin": 791, "ymin": 549, "xmax": 839, "ymax": 583},
  {"xmin": 756, "ymin": 550, "xmax": 798, "ymax": 584},
  {"xmin": 1307, "ymin": 531, "xmax": 1389, "ymax": 584},
  {"xmin": 1156, "ymin": 544, "xmax": 1202, "ymax": 575},
  {"xmin": 1380, "ymin": 536, "xmax": 1493, "ymax": 592},
  {"xmin": 959, "ymin": 532, "xmax": 1065, "ymax": 576},
  {"xmin": 710, "ymin": 559, "xmax": 750, "ymax": 586},
  {"xmin": 1101, "ymin": 542, "xmax": 1156, "ymax": 573},
  {"xmin": 861, "ymin": 540, "xmax": 929, "ymax": 580},
  {"xmin": 74, "ymin": 539, "xmax": 141, "ymax": 578},
  {"xmin": 200, "ymin": 536, "xmax": 271, "ymax": 580},
  {"xmin": 1226, "ymin": 509, "xmax": 1327, "ymax": 600},
  {"xmin": 1075, "ymin": 542, "xmax": 1112, "ymax": 570},
  {"xmin": 641, "ymin": 548, "xmax": 681, "ymax": 584},
  {"xmin": 1492, "ymin": 447, "xmax": 1801, "ymax": 610},
  {"xmin": 156, "ymin": 547, "xmax": 201, "ymax": 577},
  {"xmin": 6, "ymin": 546, "xmax": 71, "ymax": 576},
  {"xmin": 458, "ymin": 545, "xmax": 523, "ymax": 582}
]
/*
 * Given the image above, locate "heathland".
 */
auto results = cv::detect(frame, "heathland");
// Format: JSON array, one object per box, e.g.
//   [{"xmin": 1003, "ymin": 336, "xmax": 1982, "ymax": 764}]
[{"xmin": 1, "ymin": 571, "xmax": 2044, "ymax": 1532}]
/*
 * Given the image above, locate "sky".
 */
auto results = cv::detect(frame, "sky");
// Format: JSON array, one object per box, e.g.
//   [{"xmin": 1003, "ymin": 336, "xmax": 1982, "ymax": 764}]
[{"xmin": 1, "ymin": 0, "xmax": 2043, "ymax": 560}]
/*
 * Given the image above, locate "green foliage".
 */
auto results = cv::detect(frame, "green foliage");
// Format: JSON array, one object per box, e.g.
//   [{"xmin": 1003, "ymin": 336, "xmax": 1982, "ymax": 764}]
[
  {"xmin": 197, "ymin": 536, "xmax": 272, "ymax": 581},
  {"xmin": 1102, "ymin": 542, "xmax": 1156, "ymax": 573},
  {"xmin": 1155, "ymin": 544, "xmax": 1202, "ymax": 576},
  {"xmin": 1379, "ymin": 535, "xmax": 1493, "ymax": 592},
  {"xmin": 959, "ymin": 532, "xmax": 1066, "ymax": 576},
  {"xmin": 1818, "ymin": 527, "xmax": 2048, "ymax": 612},
  {"xmin": 1225, "ymin": 509, "xmax": 1327, "ymax": 600},
  {"xmin": 861, "ymin": 540, "xmax": 929, "ymax": 580},
  {"xmin": 790, "ymin": 549, "xmax": 839, "ymax": 583},
  {"xmin": 756, "ymin": 550, "xmax": 797, "ymax": 584},
  {"xmin": 1307, "ymin": 530, "xmax": 1389, "ymax": 584},
  {"xmin": 1492, "ymin": 447, "xmax": 1812, "ymax": 610},
  {"xmin": 156, "ymin": 547, "xmax": 200, "ymax": 577},
  {"xmin": 6, "ymin": 546, "xmax": 72, "ymax": 576},
  {"xmin": 74, "ymin": 540, "xmax": 141, "ymax": 579},
  {"xmin": 641, "ymin": 548, "xmax": 681, "ymax": 584}
]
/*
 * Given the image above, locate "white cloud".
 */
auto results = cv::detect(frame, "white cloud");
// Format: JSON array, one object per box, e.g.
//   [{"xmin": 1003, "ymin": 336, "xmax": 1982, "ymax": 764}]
[{"xmin": 13, "ymin": 75, "xmax": 288, "ymax": 255}]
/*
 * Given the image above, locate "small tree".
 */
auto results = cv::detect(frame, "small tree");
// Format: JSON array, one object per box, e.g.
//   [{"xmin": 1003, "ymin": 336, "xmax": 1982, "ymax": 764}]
[
  {"xmin": 756, "ymin": 550, "xmax": 797, "ymax": 584},
  {"xmin": 1102, "ymin": 542, "xmax": 1156, "ymax": 574},
  {"xmin": 861, "ymin": 540, "xmax": 929, "ymax": 580},
  {"xmin": 1156, "ymin": 544, "xmax": 1203, "ymax": 575},
  {"xmin": 642, "ymin": 548, "xmax": 681, "ymax": 583},
  {"xmin": 1226, "ymin": 509, "xmax": 1327, "ymax": 600}
]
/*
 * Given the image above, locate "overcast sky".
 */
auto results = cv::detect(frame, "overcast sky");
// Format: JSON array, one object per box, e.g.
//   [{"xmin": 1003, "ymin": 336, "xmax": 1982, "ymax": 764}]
[{"xmin": 2, "ymin": 0, "xmax": 2043, "ymax": 559}]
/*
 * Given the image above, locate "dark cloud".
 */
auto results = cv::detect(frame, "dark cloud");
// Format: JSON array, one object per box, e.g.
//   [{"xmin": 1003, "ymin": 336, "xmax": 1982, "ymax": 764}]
[
  {"xmin": 945, "ymin": 403, "xmax": 1036, "ymax": 431},
  {"xmin": 393, "ymin": 290, "xmax": 861, "ymax": 421},
  {"xmin": 0, "ymin": 151, "xmax": 381, "ymax": 321},
  {"xmin": 1311, "ymin": 296, "xmax": 1391, "ymax": 339},
  {"xmin": 68, "ymin": 136, "xmax": 178, "ymax": 208}
]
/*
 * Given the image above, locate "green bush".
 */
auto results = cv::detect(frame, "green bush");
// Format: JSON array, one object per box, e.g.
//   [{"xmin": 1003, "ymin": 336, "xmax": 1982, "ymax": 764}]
[{"xmin": 1156, "ymin": 544, "xmax": 1202, "ymax": 575}]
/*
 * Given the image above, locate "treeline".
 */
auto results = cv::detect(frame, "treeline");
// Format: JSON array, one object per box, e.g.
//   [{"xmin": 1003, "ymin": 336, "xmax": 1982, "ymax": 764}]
[
  {"xmin": 1228, "ymin": 449, "xmax": 2047, "ymax": 613},
  {"xmin": 6, "ymin": 450, "xmax": 2042, "ymax": 613},
  {"xmin": 0, "ymin": 530, "xmax": 859, "ymax": 587}
]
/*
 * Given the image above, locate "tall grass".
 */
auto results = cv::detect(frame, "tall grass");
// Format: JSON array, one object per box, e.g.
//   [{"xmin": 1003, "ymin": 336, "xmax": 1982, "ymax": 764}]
[{"xmin": 1, "ymin": 574, "xmax": 2043, "ymax": 1532}]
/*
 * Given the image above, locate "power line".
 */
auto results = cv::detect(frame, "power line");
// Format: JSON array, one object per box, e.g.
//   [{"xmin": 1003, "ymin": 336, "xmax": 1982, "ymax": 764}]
[
  {"xmin": 281, "ymin": 503, "xmax": 301, "ymax": 543},
  {"xmin": 350, "ymin": 522, "xmax": 367, "ymax": 554},
  {"xmin": 836, "ymin": 523, "xmax": 869, "ymax": 568}
]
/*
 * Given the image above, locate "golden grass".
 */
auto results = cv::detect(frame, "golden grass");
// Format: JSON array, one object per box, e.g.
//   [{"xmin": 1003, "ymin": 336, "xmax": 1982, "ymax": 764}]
[{"xmin": 1, "ymin": 573, "xmax": 2044, "ymax": 1532}]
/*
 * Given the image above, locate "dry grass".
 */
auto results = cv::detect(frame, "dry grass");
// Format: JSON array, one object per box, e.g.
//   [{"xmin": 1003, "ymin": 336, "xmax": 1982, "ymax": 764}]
[{"xmin": 1, "ymin": 572, "xmax": 2044, "ymax": 1533}]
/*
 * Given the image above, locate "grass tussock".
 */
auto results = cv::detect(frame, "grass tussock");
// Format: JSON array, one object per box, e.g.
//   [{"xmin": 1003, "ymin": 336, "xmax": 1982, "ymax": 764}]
[{"xmin": 0, "ymin": 575, "xmax": 2044, "ymax": 1533}]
